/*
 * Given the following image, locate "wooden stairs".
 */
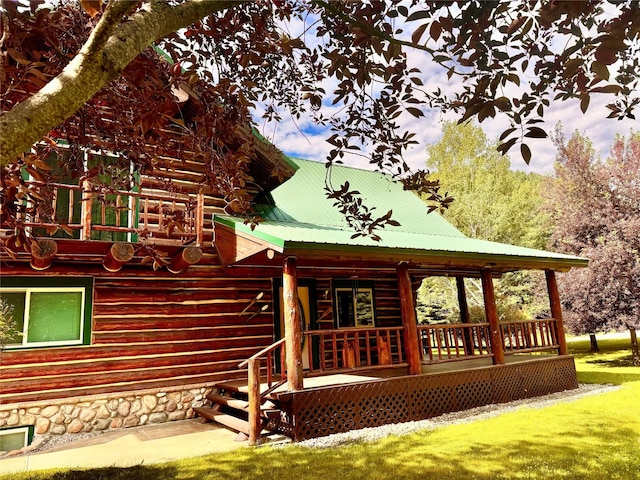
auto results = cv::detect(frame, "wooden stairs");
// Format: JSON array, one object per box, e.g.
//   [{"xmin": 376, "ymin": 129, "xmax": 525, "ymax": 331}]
[{"xmin": 194, "ymin": 380, "xmax": 284, "ymax": 442}]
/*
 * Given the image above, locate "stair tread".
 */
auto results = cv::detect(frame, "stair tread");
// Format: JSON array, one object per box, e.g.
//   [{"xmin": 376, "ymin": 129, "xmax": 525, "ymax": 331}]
[
  {"xmin": 207, "ymin": 393, "xmax": 249, "ymax": 410},
  {"xmin": 193, "ymin": 407, "xmax": 271, "ymax": 436}
]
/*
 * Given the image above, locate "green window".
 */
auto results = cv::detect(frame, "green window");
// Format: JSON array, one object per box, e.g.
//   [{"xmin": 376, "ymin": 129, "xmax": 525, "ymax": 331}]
[
  {"xmin": 1, "ymin": 278, "xmax": 92, "ymax": 348},
  {"xmin": 334, "ymin": 281, "xmax": 375, "ymax": 328}
]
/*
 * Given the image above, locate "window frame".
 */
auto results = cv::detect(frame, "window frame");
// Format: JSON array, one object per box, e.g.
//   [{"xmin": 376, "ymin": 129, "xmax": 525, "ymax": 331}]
[
  {"xmin": 26, "ymin": 145, "xmax": 139, "ymax": 242},
  {"xmin": 333, "ymin": 280, "xmax": 376, "ymax": 329},
  {"xmin": 1, "ymin": 277, "xmax": 93, "ymax": 349},
  {"xmin": 0, "ymin": 425, "xmax": 34, "ymax": 452}
]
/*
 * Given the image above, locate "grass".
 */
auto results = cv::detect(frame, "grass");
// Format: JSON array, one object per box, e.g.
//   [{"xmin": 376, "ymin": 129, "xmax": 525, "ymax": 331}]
[{"xmin": 4, "ymin": 333, "xmax": 640, "ymax": 480}]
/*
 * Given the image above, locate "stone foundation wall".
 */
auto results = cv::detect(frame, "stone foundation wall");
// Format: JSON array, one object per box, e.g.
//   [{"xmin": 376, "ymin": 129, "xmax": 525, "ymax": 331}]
[{"xmin": 0, "ymin": 385, "xmax": 214, "ymax": 437}]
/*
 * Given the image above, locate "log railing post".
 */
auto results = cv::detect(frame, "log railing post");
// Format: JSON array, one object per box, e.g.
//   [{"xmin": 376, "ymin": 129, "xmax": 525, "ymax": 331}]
[
  {"xmin": 247, "ymin": 358, "xmax": 262, "ymax": 446},
  {"xmin": 195, "ymin": 192, "xmax": 204, "ymax": 247},
  {"xmin": 80, "ymin": 180, "xmax": 92, "ymax": 241},
  {"xmin": 283, "ymin": 257, "xmax": 303, "ymax": 391},
  {"xmin": 481, "ymin": 268, "xmax": 505, "ymax": 365},
  {"xmin": 396, "ymin": 263, "xmax": 422, "ymax": 375},
  {"xmin": 545, "ymin": 269, "xmax": 568, "ymax": 355}
]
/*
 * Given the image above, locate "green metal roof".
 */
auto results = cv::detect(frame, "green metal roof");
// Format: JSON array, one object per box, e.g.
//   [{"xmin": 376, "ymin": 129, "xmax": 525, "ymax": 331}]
[{"xmin": 215, "ymin": 158, "xmax": 588, "ymax": 270}]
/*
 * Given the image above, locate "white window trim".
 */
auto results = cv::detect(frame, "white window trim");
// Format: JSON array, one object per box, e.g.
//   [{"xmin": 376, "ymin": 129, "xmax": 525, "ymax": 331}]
[
  {"xmin": 0, "ymin": 426, "xmax": 31, "ymax": 450},
  {"xmin": 3, "ymin": 286, "xmax": 86, "ymax": 348}
]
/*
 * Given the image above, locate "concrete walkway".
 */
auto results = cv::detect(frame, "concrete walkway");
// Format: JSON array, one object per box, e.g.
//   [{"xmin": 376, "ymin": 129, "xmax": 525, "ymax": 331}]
[{"xmin": 0, "ymin": 419, "xmax": 258, "ymax": 476}]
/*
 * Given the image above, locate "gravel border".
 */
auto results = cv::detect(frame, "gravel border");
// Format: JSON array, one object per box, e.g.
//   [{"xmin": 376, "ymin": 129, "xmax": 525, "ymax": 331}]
[
  {"xmin": 291, "ymin": 383, "xmax": 620, "ymax": 448},
  {"xmin": 11, "ymin": 383, "xmax": 619, "ymax": 455}
]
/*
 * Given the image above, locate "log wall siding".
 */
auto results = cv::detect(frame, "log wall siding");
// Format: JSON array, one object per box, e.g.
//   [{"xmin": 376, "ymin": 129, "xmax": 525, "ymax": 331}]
[
  {"xmin": 0, "ymin": 267, "xmax": 275, "ymax": 405},
  {"xmin": 1, "ymin": 266, "xmax": 407, "ymax": 406}
]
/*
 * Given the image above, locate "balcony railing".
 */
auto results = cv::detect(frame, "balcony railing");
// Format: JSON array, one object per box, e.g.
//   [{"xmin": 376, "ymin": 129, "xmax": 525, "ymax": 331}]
[{"xmin": 11, "ymin": 181, "xmax": 205, "ymax": 245}]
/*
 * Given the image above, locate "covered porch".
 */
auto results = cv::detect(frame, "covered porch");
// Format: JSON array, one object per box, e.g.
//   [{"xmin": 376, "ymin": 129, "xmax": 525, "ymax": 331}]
[
  {"xmin": 228, "ymin": 255, "xmax": 578, "ymax": 444},
  {"xmin": 200, "ymin": 158, "xmax": 587, "ymax": 444}
]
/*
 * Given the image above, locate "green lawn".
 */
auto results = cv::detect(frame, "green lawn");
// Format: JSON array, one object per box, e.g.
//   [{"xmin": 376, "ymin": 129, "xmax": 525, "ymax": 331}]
[{"xmin": 5, "ymin": 334, "xmax": 640, "ymax": 480}]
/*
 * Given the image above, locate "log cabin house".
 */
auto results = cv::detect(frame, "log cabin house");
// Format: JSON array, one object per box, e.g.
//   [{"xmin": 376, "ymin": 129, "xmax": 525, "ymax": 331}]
[{"xmin": 0, "ymin": 143, "xmax": 588, "ymax": 449}]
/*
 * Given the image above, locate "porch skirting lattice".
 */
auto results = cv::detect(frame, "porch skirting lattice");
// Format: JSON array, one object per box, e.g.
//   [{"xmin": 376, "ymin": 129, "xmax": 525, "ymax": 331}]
[{"xmin": 277, "ymin": 356, "xmax": 577, "ymax": 441}]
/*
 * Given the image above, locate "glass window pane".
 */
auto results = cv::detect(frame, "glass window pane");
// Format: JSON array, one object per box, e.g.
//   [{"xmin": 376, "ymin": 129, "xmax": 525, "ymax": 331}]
[
  {"xmin": 27, "ymin": 292, "xmax": 82, "ymax": 343},
  {"xmin": 0, "ymin": 430, "xmax": 27, "ymax": 451},
  {"xmin": 355, "ymin": 289, "xmax": 374, "ymax": 327},
  {"xmin": 336, "ymin": 289, "xmax": 355, "ymax": 328},
  {"xmin": 0, "ymin": 292, "xmax": 26, "ymax": 344}
]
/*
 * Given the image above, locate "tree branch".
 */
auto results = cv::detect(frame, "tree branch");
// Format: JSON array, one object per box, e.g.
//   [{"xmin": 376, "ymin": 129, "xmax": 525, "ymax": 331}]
[{"xmin": 0, "ymin": 0, "xmax": 247, "ymax": 166}]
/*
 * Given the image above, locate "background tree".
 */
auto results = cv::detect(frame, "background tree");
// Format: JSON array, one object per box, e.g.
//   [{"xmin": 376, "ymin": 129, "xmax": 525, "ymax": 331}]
[
  {"xmin": 1, "ymin": 0, "xmax": 639, "ymax": 242},
  {"xmin": 547, "ymin": 128, "xmax": 640, "ymax": 363},
  {"xmin": 417, "ymin": 121, "xmax": 551, "ymax": 324}
]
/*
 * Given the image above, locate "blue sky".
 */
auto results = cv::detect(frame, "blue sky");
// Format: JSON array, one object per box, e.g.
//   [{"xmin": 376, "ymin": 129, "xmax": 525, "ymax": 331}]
[
  {"xmin": 254, "ymin": 6, "xmax": 638, "ymax": 177},
  {"xmin": 257, "ymin": 79, "xmax": 637, "ymax": 177}
]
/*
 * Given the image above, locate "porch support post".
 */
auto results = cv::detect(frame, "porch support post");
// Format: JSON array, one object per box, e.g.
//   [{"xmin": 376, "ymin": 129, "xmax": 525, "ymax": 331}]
[
  {"xmin": 396, "ymin": 263, "xmax": 422, "ymax": 375},
  {"xmin": 283, "ymin": 257, "xmax": 304, "ymax": 391},
  {"xmin": 545, "ymin": 269, "xmax": 568, "ymax": 355},
  {"xmin": 456, "ymin": 276, "xmax": 474, "ymax": 356},
  {"xmin": 481, "ymin": 268, "xmax": 505, "ymax": 365}
]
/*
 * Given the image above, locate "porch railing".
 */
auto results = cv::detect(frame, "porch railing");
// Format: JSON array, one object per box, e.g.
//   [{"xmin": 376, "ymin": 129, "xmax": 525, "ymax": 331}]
[
  {"xmin": 500, "ymin": 318, "xmax": 559, "ymax": 354},
  {"xmin": 418, "ymin": 323, "xmax": 493, "ymax": 363},
  {"xmin": 302, "ymin": 326, "xmax": 406, "ymax": 374},
  {"xmin": 418, "ymin": 318, "xmax": 560, "ymax": 363},
  {"xmin": 13, "ymin": 181, "xmax": 205, "ymax": 244}
]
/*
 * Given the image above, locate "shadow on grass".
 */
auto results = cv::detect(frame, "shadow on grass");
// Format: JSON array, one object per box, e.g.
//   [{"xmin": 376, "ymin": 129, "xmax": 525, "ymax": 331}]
[
  {"xmin": 11, "ymin": 422, "xmax": 640, "ymax": 480},
  {"xmin": 586, "ymin": 355, "xmax": 637, "ymax": 367},
  {"xmin": 7, "ymin": 464, "xmax": 178, "ymax": 480}
]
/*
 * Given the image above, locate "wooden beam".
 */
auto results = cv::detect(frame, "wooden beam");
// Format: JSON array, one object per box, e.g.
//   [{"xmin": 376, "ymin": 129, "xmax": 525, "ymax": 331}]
[
  {"xmin": 283, "ymin": 257, "xmax": 303, "ymax": 391},
  {"xmin": 103, "ymin": 242, "xmax": 135, "ymax": 272},
  {"xmin": 213, "ymin": 223, "xmax": 283, "ymax": 266},
  {"xmin": 545, "ymin": 270, "xmax": 568, "ymax": 355},
  {"xmin": 456, "ymin": 276, "xmax": 474, "ymax": 356},
  {"xmin": 396, "ymin": 263, "xmax": 421, "ymax": 375},
  {"xmin": 168, "ymin": 246, "xmax": 203, "ymax": 273},
  {"xmin": 481, "ymin": 268, "xmax": 505, "ymax": 365},
  {"xmin": 30, "ymin": 238, "xmax": 57, "ymax": 270}
]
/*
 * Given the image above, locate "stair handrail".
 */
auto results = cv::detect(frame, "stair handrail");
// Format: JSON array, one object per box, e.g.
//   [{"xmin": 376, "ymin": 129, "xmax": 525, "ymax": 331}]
[
  {"xmin": 238, "ymin": 337, "xmax": 286, "ymax": 387},
  {"xmin": 238, "ymin": 338, "xmax": 286, "ymax": 446}
]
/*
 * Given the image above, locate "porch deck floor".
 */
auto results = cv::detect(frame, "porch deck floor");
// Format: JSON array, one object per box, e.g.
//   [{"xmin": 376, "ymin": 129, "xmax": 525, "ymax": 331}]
[{"xmin": 227, "ymin": 354, "xmax": 550, "ymax": 395}]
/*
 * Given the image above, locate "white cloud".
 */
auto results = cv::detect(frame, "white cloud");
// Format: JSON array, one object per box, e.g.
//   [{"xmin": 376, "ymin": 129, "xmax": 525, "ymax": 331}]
[{"xmin": 255, "ymin": 8, "xmax": 638, "ymax": 177}]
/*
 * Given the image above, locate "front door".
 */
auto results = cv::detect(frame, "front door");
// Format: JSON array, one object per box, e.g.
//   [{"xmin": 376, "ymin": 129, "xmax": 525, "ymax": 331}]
[{"xmin": 274, "ymin": 279, "xmax": 317, "ymax": 370}]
